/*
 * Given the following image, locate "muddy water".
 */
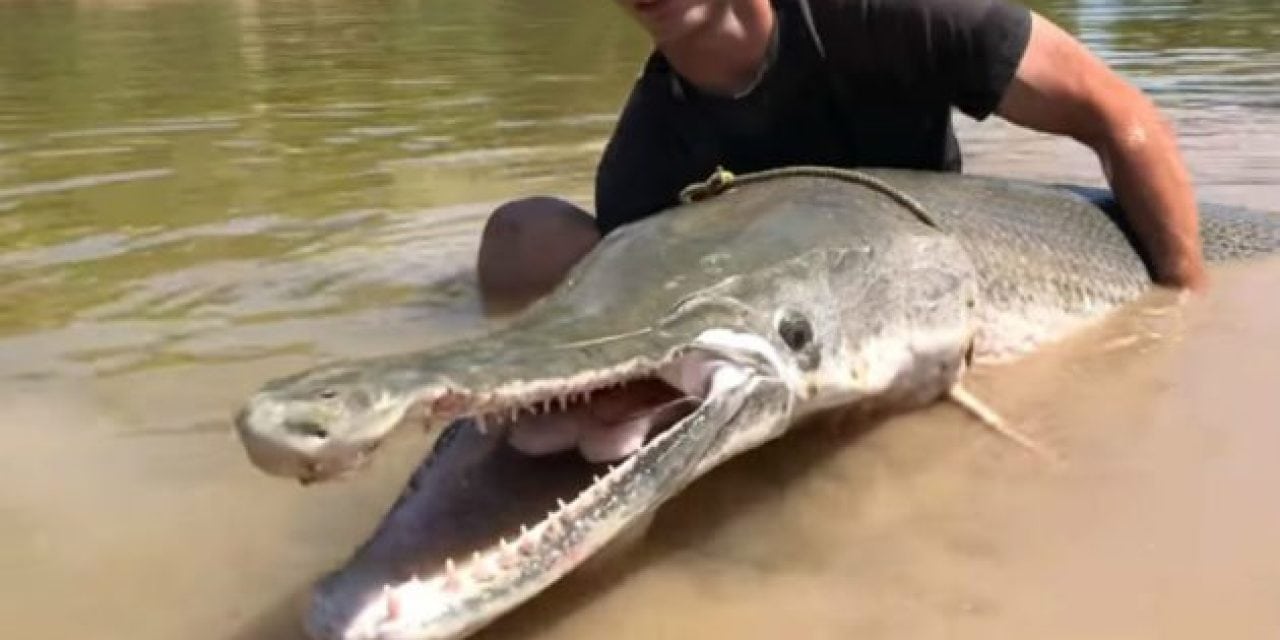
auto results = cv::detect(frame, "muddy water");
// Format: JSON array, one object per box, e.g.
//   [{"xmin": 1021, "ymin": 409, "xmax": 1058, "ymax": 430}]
[
  {"xmin": 3, "ymin": 260, "xmax": 1279, "ymax": 640},
  {"xmin": 1, "ymin": 0, "xmax": 1279, "ymax": 638}
]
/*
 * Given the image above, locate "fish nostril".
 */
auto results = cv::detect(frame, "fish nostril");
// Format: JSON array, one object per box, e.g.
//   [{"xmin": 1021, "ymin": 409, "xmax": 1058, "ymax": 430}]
[{"xmin": 286, "ymin": 420, "xmax": 330, "ymax": 440}]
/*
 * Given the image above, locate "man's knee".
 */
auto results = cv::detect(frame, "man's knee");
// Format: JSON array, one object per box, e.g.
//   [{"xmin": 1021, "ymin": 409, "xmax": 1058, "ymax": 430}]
[{"xmin": 477, "ymin": 196, "xmax": 600, "ymax": 312}]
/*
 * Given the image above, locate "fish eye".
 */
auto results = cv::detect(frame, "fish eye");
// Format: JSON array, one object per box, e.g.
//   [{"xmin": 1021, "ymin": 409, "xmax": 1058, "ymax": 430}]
[
  {"xmin": 777, "ymin": 311, "xmax": 813, "ymax": 351},
  {"xmin": 318, "ymin": 388, "xmax": 338, "ymax": 400}
]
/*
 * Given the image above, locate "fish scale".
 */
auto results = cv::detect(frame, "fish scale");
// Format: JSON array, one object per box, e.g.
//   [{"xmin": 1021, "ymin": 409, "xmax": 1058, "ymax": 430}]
[{"xmin": 860, "ymin": 169, "xmax": 1280, "ymax": 361}]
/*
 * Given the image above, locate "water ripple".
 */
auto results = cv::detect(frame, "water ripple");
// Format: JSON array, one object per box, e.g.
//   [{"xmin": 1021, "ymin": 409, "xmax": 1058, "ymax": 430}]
[
  {"xmin": 0, "ymin": 168, "xmax": 173, "ymax": 200},
  {"xmin": 28, "ymin": 146, "xmax": 137, "ymax": 159},
  {"xmin": 48, "ymin": 120, "xmax": 239, "ymax": 139}
]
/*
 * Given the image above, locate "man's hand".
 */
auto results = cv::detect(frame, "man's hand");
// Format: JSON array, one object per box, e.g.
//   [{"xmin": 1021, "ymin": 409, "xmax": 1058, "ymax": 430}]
[{"xmin": 996, "ymin": 13, "xmax": 1208, "ymax": 292}]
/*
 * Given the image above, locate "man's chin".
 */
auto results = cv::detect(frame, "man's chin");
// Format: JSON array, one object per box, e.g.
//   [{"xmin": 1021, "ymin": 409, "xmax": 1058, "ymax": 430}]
[{"xmin": 638, "ymin": 3, "xmax": 715, "ymax": 45}]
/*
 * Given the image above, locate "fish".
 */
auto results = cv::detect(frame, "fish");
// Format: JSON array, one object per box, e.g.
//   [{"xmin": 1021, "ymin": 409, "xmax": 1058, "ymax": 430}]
[{"xmin": 234, "ymin": 167, "xmax": 1280, "ymax": 639}]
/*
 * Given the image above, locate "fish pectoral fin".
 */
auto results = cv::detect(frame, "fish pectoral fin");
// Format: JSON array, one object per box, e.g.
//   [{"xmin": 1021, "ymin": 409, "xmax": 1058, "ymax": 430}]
[{"xmin": 947, "ymin": 384, "xmax": 1062, "ymax": 465}]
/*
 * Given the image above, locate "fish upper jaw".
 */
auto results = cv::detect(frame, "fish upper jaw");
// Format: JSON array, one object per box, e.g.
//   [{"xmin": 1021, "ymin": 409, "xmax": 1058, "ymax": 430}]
[{"xmin": 235, "ymin": 390, "xmax": 412, "ymax": 484}]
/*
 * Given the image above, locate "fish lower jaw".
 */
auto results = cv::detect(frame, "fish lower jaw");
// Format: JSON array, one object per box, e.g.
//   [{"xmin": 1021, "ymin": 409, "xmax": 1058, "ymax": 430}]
[
  {"xmin": 310, "ymin": 398, "xmax": 699, "ymax": 640},
  {"xmin": 311, "ymin": 360, "xmax": 759, "ymax": 640}
]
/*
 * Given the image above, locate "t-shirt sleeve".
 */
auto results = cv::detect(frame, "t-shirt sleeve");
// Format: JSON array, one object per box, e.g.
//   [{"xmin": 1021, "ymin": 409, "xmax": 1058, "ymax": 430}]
[
  {"xmin": 593, "ymin": 78, "xmax": 692, "ymax": 235},
  {"xmin": 817, "ymin": 0, "xmax": 1033, "ymax": 120}
]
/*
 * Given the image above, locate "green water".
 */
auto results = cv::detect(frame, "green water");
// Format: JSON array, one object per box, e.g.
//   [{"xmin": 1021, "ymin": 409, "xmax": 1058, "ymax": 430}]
[{"xmin": 0, "ymin": 0, "xmax": 1277, "ymax": 378}]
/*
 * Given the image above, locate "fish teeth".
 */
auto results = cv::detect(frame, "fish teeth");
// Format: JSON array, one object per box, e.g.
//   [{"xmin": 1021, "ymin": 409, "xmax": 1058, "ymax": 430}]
[
  {"xmin": 498, "ymin": 539, "xmax": 519, "ymax": 568},
  {"xmin": 383, "ymin": 586, "xmax": 400, "ymax": 621},
  {"xmin": 471, "ymin": 552, "xmax": 494, "ymax": 581},
  {"xmin": 443, "ymin": 558, "xmax": 460, "ymax": 591},
  {"xmin": 544, "ymin": 512, "xmax": 567, "ymax": 537},
  {"xmin": 518, "ymin": 527, "xmax": 535, "ymax": 556}
]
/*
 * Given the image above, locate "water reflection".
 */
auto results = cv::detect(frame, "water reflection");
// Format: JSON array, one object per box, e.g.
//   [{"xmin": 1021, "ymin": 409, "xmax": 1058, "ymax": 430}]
[
  {"xmin": 1066, "ymin": 0, "xmax": 1280, "ymax": 107},
  {"xmin": 1, "ymin": 0, "xmax": 1277, "ymax": 367}
]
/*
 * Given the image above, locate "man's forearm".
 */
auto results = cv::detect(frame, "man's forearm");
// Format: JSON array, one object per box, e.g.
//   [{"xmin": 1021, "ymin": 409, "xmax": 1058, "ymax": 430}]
[
  {"xmin": 1094, "ymin": 101, "xmax": 1208, "ymax": 290},
  {"xmin": 996, "ymin": 13, "xmax": 1209, "ymax": 291}
]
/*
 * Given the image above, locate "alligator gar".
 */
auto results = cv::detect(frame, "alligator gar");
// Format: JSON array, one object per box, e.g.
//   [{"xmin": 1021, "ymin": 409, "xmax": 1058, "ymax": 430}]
[{"xmin": 234, "ymin": 167, "xmax": 1280, "ymax": 640}]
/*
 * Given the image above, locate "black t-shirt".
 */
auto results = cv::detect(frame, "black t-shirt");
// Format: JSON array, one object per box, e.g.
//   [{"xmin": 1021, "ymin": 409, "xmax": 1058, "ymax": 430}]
[{"xmin": 593, "ymin": 0, "xmax": 1033, "ymax": 235}]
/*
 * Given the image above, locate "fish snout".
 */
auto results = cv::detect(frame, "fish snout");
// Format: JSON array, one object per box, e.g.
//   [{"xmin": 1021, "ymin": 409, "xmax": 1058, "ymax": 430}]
[{"xmin": 234, "ymin": 394, "xmax": 351, "ymax": 484}]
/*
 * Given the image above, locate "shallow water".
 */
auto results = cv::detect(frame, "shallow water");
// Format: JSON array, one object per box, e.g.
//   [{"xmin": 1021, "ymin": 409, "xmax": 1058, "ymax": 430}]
[{"xmin": 1, "ymin": 0, "xmax": 1278, "ymax": 638}]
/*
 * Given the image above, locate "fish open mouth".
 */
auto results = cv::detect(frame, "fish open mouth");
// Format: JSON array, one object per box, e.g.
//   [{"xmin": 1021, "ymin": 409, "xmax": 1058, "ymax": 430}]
[
  {"xmin": 483, "ymin": 375, "xmax": 697, "ymax": 463},
  {"xmin": 309, "ymin": 352, "xmax": 755, "ymax": 640}
]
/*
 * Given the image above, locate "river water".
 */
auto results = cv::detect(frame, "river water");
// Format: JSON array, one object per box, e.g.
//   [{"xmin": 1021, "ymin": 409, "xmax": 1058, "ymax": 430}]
[{"xmin": 0, "ymin": 1, "xmax": 1277, "ymax": 638}]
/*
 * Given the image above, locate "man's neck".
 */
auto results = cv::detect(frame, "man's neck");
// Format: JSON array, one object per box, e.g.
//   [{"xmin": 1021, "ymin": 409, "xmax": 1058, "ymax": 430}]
[{"xmin": 658, "ymin": 0, "xmax": 775, "ymax": 97}]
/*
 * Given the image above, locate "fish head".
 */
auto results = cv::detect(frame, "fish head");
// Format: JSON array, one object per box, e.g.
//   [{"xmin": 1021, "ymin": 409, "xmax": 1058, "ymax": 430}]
[
  {"xmin": 288, "ymin": 231, "xmax": 980, "ymax": 640},
  {"xmin": 233, "ymin": 171, "xmax": 986, "ymax": 640}
]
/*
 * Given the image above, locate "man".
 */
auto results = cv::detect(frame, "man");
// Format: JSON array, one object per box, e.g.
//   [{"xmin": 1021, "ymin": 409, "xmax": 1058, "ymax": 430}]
[{"xmin": 476, "ymin": 0, "xmax": 1207, "ymax": 314}]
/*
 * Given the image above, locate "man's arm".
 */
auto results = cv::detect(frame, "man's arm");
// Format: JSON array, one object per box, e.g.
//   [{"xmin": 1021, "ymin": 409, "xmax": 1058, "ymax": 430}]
[{"xmin": 996, "ymin": 13, "xmax": 1208, "ymax": 291}]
